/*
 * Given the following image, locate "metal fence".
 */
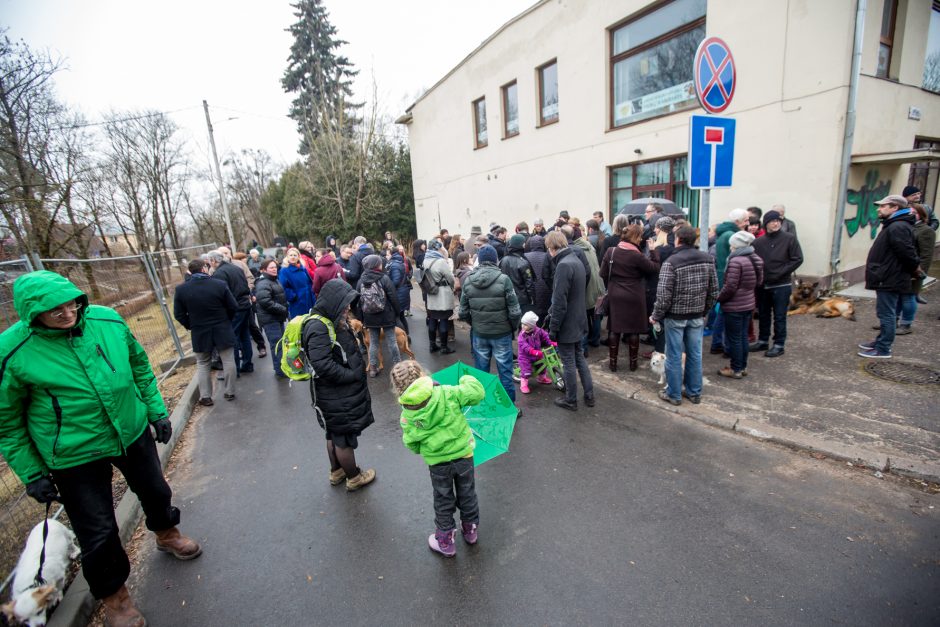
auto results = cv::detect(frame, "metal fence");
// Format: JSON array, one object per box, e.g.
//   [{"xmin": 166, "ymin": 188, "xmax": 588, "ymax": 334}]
[{"xmin": 0, "ymin": 243, "xmax": 216, "ymax": 594}]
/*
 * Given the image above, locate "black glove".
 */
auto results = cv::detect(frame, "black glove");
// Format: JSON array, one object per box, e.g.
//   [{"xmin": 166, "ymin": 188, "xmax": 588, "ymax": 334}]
[
  {"xmin": 26, "ymin": 476, "xmax": 59, "ymax": 504},
  {"xmin": 151, "ymin": 418, "xmax": 172, "ymax": 444},
  {"xmin": 549, "ymin": 330, "xmax": 558, "ymax": 343}
]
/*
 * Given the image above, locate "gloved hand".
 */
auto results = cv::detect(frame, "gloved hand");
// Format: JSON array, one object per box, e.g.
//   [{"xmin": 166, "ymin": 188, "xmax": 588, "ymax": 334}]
[
  {"xmin": 550, "ymin": 341, "xmax": 558, "ymax": 348},
  {"xmin": 151, "ymin": 418, "xmax": 172, "ymax": 444},
  {"xmin": 549, "ymin": 330, "xmax": 558, "ymax": 343},
  {"xmin": 26, "ymin": 476, "xmax": 59, "ymax": 504},
  {"xmin": 531, "ymin": 349, "xmax": 543, "ymax": 359}
]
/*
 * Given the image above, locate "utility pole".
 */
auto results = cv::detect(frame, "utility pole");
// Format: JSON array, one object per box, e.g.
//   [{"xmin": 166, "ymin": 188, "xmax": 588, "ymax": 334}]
[{"xmin": 203, "ymin": 100, "xmax": 236, "ymax": 250}]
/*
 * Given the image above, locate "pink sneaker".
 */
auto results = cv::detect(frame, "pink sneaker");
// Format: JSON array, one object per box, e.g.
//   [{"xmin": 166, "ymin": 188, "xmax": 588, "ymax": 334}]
[
  {"xmin": 461, "ymin": 521, "xmax": 478, "ymax": 545},
  {"xmin": 537, "ymin": 373, "xmax": 552, "ymax": 385},
  {"xmin": 520, "ymin": 378, "xmax": 530, "ymax": 394},
  {"xmin": 428, "ymin": 528, "xmax": 456, "ymax": 557}
]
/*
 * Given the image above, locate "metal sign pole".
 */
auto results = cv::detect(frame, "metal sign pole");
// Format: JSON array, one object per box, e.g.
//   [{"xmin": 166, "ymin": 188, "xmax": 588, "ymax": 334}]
[
  {"xmin": 699, "ymin": 189, "xmax": 710, "ymax": 251},
  {"xmin": 142, "ymin": 252, "xmax": 186, "ymax": 359}
]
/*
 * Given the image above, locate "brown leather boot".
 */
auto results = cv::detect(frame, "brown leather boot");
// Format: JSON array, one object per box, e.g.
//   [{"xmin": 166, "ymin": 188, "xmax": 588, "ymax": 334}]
[
  {"xmin": 608, "ymin": 333, "xmax": 620, "ymax": 372},
  {"xmin": 102, "ymin": 585, "xmax": 146, "ymax": 627},
  {"xmin": 628, "ymin": 334, "xmax": 639, "ymax": 371},
  {"xmin": 155, "ymin": 527, "xmax": 202, "ymax": 560}
]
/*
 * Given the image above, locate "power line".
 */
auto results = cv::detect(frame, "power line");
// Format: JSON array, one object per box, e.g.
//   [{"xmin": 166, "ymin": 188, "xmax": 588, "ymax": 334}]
[{"xmin": 51, "ymin": 105, "xmax": 204, "ymax": 131}]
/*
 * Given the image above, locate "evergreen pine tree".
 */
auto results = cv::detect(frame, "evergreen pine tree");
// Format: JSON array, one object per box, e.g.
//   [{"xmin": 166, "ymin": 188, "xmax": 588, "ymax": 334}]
[{"xmin": 281, "ymin": 0, "xmax": 359, "ymax": 153}]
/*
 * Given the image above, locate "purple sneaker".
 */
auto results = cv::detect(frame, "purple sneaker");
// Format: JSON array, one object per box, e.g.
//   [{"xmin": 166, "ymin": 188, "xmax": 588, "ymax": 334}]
[
  {"xmin": 428, "ymin": 529, "xmax": 456, "ymax": 557},
  {"xmin": 461, "ymin": 521, "xmax": 478, "ymax": 545}
]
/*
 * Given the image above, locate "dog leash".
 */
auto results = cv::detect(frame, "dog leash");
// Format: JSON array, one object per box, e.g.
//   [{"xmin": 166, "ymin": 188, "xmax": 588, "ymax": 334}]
[{"xmin": 33, "ymin": 502, "xmax": 51, "ymax": 587}]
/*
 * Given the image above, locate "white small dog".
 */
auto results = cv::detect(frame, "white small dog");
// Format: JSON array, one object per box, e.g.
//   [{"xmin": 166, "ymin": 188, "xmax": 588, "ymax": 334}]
[
  {"xmin": 649, "ymin": 351, "xmax": 686, "ymax": 386},
  {"xmin": 2, "ymin": 519, "xmax": 80, "ymax": 627}
]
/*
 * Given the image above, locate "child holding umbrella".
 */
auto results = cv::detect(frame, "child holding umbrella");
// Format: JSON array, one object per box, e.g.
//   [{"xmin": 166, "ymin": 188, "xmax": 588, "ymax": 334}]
[{"xmin": 390, "ymin": 360, "xmax": 484, "ymax": 557}]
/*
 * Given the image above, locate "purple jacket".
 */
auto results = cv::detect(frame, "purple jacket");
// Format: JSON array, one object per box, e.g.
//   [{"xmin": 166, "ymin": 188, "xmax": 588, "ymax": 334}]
[
  {"xmin": 717, "ymin": 248, "xmax": 764, "ymax": 313},
  {"xmin": 518, "ymin": 325, "xmax": 552, "ymax": 365}
]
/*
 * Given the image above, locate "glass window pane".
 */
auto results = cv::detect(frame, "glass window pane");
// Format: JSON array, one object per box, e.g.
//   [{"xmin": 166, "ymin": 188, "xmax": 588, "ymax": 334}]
[
  {"xmin": 673, "ymin": 156, "xmax": 688, "ymax": 181},
  {"xmin": 877, "ymin": 43, "xmax": 891, "ymax": 78},
  {"xmin": 611, "ymin": 166, "xmax": 633, "ymax": 188},
  {"xmin": 923, "ymin": 7, "xmax": 940, "ymax": 92},
  {"xmin": 636, "ymin": 160, "xmax": 670, "ymax": 186},
  {"xmin": 504, "ymin": 83, "xmax": 519, "ymax": 135},
  {"xmin": 540, "ymin": 62, "xmax": 559, "ymax": 123},
  {"xmin": 881, "ymin": 0, "xmax": 896, "ymax": 39},
  {"xmin": 613, "ymin": 25, "xmax": 703, "ymax": 126},
  {"xmin": 612, "ymin": 0, "xmax": 706, "ymax": 56},
  {"xmin": 475, "ymin": 99, "xmax": 487, "ymax": 146},
  {"xmin": 612, "ymin": 189, "xmax": 633, "ymax": 213},
  {"xmin": 673, "ymin": 183, "xmax": 700, "ymax": 224}
]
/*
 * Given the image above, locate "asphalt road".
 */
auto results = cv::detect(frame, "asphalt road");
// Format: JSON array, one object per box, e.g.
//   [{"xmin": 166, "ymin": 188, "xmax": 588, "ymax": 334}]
[{"xmin": 127, "ymin": 312, "xmax": 940, "ymax": 626}]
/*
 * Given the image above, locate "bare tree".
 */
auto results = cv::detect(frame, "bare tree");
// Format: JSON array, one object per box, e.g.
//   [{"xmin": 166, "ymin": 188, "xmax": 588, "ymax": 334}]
[{"xmin": 223, "ymin": 148, "xmax": 279, "ymax": 247}]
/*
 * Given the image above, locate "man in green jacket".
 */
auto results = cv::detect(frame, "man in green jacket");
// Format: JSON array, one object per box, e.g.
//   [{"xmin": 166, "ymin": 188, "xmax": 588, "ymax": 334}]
[
  {"xmin": 458, "ymin": 245, "xmax": 521, "ymax": 404},
  {"xmin": 0, "ymin": 271, "xmax": 201, "ymax": 627},
  {"xmin": 710, "ymin": 208, "xmax": 750, "ymax": 355}
]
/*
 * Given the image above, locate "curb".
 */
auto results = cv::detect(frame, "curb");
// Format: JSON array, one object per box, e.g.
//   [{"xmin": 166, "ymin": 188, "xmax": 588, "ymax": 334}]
[
  {"xmin": 589, "ymin": 365, "xmax": 940, "ymax": 484},
  {"xmin": 48, "ymin": 373, "xmax": 202, "ymax": 627}
]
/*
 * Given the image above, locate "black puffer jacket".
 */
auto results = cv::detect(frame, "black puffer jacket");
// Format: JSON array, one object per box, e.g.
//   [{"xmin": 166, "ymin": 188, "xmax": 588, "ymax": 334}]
[
  {"xmin": 865, "ymin": 210, "xmax": 921, "ymax": 293},
  {"xmin": 498, "ymin": 241, "xmax": 535, "ymax": 306},
  {"xmin": 524, "ymin": 235, "xmax": 552, "ymax": 318},
  {"xmin": 303, "ymin": 280, "xmax": 373, "ymax": 435},
  {"xmin": 356, "ymin": 269, "xmax": 400, "ymax": 328},
  {"xmin": 254, "ymin": 273, "xmax": 288, "ymax": 326}
]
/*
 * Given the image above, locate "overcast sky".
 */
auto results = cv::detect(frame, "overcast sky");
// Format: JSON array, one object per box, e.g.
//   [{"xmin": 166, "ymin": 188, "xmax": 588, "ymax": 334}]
[{"xmin": 3, "ymin": 0, "xmax": 534, "ymax": 165}]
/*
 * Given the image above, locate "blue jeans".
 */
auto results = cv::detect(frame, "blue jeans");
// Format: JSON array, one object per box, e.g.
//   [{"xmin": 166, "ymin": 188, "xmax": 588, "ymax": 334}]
[
  {"xmin": 471, "ymin": 333, "xmax": 516, "ymax": 402},
  {"xmin": 757, "ymin": 285, "xmax": 791, "ymax": 346},
  {"xmin": 232, "ymin": 308, "xmax": 254, "ymax": 373},
  {"xmin": 875, "ymin": 291, "xmax": 900, "ymax": 354},
  {"xmin": 710, "ymin": 308, "xmax": 725, "ymax": 351},
  {"xmin": 895, "ymin": 293, "xmax": 917, "ymax": 325},
  {"xmin": 723, "ymin": 310, "xmax": 751, "ymax": 373},
  {"xmin": 664, "ymin": 317, "xmax": 704, "ymax": 400},
  {"xmin": 261, "ymin": 322, "xmax": 285, "ymax": 376}
]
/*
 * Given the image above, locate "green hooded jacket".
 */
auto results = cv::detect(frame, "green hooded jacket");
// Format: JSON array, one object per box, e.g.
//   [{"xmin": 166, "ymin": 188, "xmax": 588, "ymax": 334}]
[
  {"xmin": 399, "ymin": 374, "xmax": 484, "ymax": 466},
  {"xmin": 714, "ymin": 221, "xmax": 740, "ymax": 287},
  {"xmin": 573, "ymin": 237, "xmax": 605, "ymax": 305},
  {"xmin": 0, "ymin": 271, "xmax": 167, "ymax": 484}
]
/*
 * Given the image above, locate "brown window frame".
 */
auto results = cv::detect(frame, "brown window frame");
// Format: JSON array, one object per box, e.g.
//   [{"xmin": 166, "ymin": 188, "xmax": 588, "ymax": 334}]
[
  {"xmin": 501, "ymin": 80, "xmax": 519, "ymax": 139},
  {"xmin": 877, "ymin": 0, "xmax": 899, "ymax": 78},
  {"xmin": 472, "ymin": 96, "xmax": 488, "ymax": 149},
  {"xmin": 608, "ymin": 0, "xmax": 706, "ymax": 130},
  {"xmin": 536, "ymin": 59, "xmax": 559, "ymax": 127}
]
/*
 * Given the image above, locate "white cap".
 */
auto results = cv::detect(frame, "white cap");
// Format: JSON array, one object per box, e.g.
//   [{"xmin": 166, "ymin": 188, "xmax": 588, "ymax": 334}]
[{"xmin": 521, "ymin": 310, "xmax": 539, "ymax": 327}]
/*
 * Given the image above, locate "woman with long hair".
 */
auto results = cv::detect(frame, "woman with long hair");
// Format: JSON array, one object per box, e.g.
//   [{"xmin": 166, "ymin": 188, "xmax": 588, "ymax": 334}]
[
  {"xmin": 600, "ymin": 224, "xmax": 659, "ymax": 372},
  {"xmin": 279, "ymin": 248, "xmax": 315, "ymax": 318},
  {"xmin": 448, "ymin": 234, "xmax": 464, "ymax": 258}
]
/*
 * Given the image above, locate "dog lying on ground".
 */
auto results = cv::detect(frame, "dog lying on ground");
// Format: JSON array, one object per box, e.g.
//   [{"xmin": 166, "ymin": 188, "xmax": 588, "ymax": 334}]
[
  {"xmin": 787, "ymin": 280, "xmax": 856, "ymax": 320},
  {"xmin": 2, "ymin": 519, "xmax": 80, "ymax": 627},
  {"xmin": 347, "ymin": 317, "xmax": 415, "ymax": 371}
]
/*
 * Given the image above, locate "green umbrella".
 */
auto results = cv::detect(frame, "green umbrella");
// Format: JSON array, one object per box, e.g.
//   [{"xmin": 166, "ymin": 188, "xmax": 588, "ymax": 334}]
[{"xmin": 431, "ymin": 361, "xmax": 518, "ymax": 466}]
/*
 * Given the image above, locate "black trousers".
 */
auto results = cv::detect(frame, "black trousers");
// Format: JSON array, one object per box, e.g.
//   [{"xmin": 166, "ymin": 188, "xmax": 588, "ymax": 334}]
[
  {"xmin": 53, "ymin": 429, "xmax": 180, "ymax": 599},
  {"xmin": 429, "ymin": 457, "xmax": 478, "ymax": 531}
]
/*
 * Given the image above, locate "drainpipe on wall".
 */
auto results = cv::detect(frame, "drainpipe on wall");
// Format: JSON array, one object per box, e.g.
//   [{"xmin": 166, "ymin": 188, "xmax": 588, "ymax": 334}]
[{"xmin": 829, "ymin": 0, "xmax": 867, "ymax": 286}]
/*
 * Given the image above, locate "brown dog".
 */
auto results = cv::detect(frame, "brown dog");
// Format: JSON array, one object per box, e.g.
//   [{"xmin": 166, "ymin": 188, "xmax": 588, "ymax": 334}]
[
  {"xmin": 347, "ymin": 317, "xmax": 415, "ymax": 371},
  {"xmin": 787, "ymin": 279, "xmax": 856, "ymax": 320}
]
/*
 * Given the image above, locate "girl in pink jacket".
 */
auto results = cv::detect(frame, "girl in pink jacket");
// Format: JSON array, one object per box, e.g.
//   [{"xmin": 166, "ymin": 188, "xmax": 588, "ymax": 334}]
[{"xmin": 517, "ymin": 310, "xmax": 554, "ymax": 393}]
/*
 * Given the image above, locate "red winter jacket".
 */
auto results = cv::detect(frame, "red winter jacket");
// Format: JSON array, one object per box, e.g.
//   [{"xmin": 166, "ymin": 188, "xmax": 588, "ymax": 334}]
[{"xmin": 313, "ymin": 254, "xmax": 346, "ymax": 297}]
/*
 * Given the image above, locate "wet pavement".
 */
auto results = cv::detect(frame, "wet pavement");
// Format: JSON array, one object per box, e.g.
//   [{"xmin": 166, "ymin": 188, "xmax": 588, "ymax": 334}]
[{"xmin": 127, "ymin": 310, "xmax": 940, "ymax": 626}]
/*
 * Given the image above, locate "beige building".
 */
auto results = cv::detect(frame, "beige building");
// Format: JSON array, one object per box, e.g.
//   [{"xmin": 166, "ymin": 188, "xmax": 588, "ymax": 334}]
[{"xmin": 399, "ymin": 0, "xmax": 940, "ymax": 283}]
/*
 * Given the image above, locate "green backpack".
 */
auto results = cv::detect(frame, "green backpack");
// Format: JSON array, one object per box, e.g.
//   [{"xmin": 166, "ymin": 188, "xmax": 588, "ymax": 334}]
[{"xmin": 277, "ymin": 313, "xmax": 346, "ymax": 380}]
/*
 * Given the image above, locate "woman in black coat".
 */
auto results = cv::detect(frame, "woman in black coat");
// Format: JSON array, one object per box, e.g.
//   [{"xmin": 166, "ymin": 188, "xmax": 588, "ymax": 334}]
[
  {"xmin": 302, "ymin": 279, "xmax": 376, "ymax": 491},
  {"xmin": 356, "ymin": 254, "xmax": 401, "ymax": 376},
  {"xmin": 254, "ymin": 258, "xmax": 289, "ymax": 378}
]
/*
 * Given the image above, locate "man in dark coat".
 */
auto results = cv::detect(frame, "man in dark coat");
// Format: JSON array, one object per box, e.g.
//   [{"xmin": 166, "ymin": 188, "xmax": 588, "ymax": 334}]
[
  {"xmin": 858, "ymin": 195, "xmax": 924, "ymax": 359},
  {"xmin": 545, "ymin": 231, "xmax": 594, "ymax": 411},
  {"xmin": 174, "ymin": 259, "xmax": 238, "ymax": 403},
  {"xmin": 346, "ymin": 236, "xmax": 374, "ymax": 286},
  {"xmin": 523, "ymin": 235, "xmax": 552, "ymax": 323},
  {"xmin": 487, "ymin": 226, "xmax": 508, "ymax": 260},
  {"xmin": 303, "ymin": 279, "xmax": 376, "ymax": 491},
  {"xmin": 750, "ymin": 210, "xmax": 803, "ymax": 358},
  {"xmin": 498, "ymin": 234, "xmax": 535, "ymax": 314},
  {"xmin": 208, "ymin": 249, "xmax": 254, "ymax": 374}
]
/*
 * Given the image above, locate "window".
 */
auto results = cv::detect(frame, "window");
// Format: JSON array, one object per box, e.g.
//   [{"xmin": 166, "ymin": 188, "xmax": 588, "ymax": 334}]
[
  {"xmin": 472, "ymin": 97, "xmax": 487, "ymax": 149},
  {"xmin": 877, "ymin": 0, "xmax": 898, "ymax": 78},
  {"xmin": 502, "ymin": 81, "xmax": 519, "ymax": 138},
  {"xmin": 909, "ymin": 137, "xmax": 940, "ymax": 209},
  {"xmin": 610, "ymin": 0, "xmax": 705, "ymax": 128},
  {"xmin": 923, "ymin": 1, "xmax": 940, "ymax": 92},
  {"xmin": 537, "ymin": 60, "xmax": 559, "ymax": 126},
  {"xmin": 609, "ymin": 156, "xmax": 701, "ymax": 225}
]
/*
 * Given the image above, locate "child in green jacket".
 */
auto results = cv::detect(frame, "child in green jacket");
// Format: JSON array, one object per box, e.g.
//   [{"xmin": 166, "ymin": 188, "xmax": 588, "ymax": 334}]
[{"xmin": 390, "ymin": 360, "xmax": 484, "ymax": 557}]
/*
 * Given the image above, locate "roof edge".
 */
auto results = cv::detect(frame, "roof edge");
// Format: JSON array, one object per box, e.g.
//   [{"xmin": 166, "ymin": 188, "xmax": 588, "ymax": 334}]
[{"xmin": 402, "ymin": 0, "xmax": 550, "ymax": 116}]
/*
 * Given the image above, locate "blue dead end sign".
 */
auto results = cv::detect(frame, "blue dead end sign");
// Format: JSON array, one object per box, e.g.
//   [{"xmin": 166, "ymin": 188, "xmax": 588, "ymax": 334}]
[
  {"xmin": 688, "ymin": 114, "xmax": 736, "ymax": 189},
  {"xmin": 694, "ymin": 37, "xmax": 737, "ymax": 114}
]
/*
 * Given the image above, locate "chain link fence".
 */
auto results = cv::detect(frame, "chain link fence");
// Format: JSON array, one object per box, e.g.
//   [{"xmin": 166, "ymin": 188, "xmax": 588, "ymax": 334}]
[{"xmin": 0, "ymin": 244, "xmax": 216, "ymax": 595}]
